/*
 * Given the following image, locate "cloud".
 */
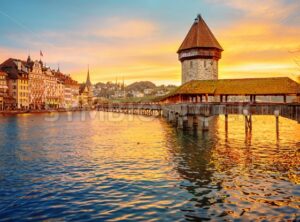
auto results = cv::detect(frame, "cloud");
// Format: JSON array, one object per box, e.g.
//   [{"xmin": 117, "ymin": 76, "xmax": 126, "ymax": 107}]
[
  {"xmin": 0, "ymin": 1, "xmax": 299, "ymax": 85},
  {"xmin": 0, "ymin": 47, "xmax": 28, "ymax": 62},
  {"xmin": 91, "ymin": 18, "xmax": 157, "ymax": 38},
  {"xmin": 0, "ymin": 16, "xmax": 180, "ymax": 84},
  {"xmin": 208, "ymin": 0, "xmax": 300, "ymax": 79},
  {"xmin": 210, "ymin": 0, "xmax": 299, "ymax": 21}
]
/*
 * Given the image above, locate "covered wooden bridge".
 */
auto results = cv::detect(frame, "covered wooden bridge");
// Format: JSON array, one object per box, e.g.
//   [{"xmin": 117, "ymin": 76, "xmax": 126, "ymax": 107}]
[
  {"xmin": 97, "ymin": 77, "xmax": 300, "ymax": 133},
  {"xmin": 160, "ymin": 77, "xmax": 300, "ymax": 104}
]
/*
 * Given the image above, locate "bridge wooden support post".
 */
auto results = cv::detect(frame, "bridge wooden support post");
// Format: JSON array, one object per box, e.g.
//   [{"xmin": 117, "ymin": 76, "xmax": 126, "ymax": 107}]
[
  {"xmin": 162, "ymin": 109, "xmax": 167, "ymax": 118},
  {"xmin": 187, "ymin": 115, "xmax": 194, "ymax": 129},
  {"xmin": 193, "ymin": 115, "xmax": 198, "ymax": 130},
  {"xmin": 243, "ymin": 109, "xmax": 252, "ymax": 133},
  {"xmin": 225, "ymin": 114, "xmax": 228, "ymax": 135},
  {"xmin": 199, "ymin": 115, "xmax": 209, "ymax": 131},
  {"xmin": 177, "ymin": 115, "xmax": 183, "ymax": 129},
  {"xmin": 182, "ymin": 116, "xmax": 188, "ymax": 130},
  {"xmin": 203, "ymin": 116, "xmax": 209, "ymax": 131},
  {"xmin": 168, "ymin": 111, "xmax": 172, "ymax": 122},
  {"xmin": 274, "ymin": 110, "xmax": 280, "ymax": 140}
]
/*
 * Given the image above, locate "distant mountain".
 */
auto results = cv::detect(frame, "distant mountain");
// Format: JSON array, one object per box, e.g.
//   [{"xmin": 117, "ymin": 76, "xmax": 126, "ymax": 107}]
[
  {"xmin": 95, "ymin": 82, "xmax": 106, "ymax": 88},
  {"xmin": 126, "ymin": 81, "xmax": 156, "ymax": 92}
]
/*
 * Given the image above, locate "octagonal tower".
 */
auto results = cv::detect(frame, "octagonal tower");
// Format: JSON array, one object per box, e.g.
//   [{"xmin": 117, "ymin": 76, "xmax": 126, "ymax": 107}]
[{"xmin": 178, "ymin": 15, "xmax": 223, "ymax": 84}]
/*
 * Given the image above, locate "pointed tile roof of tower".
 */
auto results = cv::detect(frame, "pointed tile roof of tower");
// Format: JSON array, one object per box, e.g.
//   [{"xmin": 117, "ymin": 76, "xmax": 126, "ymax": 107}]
[
  {"xmin": 178, "ymin": 14, "xmax": 223, "ymax": 53},
  {"xmin": 86, "ymin": 66, "xmax": 92, "ymax": 87}
]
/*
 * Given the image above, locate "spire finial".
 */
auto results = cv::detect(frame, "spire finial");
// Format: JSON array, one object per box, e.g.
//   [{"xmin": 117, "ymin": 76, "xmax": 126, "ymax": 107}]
[
  {"xmin": 57, "ymin": 63, "xmax": 60, "ymax": 72},
  {"xmin": 195, "ymin": 14, "xmax": 202, "ymax": 23}
]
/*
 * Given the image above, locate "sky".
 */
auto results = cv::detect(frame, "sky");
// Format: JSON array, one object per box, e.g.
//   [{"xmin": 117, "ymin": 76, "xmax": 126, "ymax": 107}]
[{"xmin": 0, "ymin": 0, "xmax": 299, "ymax": 85}]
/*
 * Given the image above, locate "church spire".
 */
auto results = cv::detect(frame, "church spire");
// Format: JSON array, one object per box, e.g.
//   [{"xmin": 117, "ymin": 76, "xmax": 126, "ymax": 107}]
[
  {"xmin": 86, "ymin": 65, "xmax": 92, "ymax": 86},
  {"xmin": 27, "ymin": 54, "xmax": 31, "ymax": 63}
]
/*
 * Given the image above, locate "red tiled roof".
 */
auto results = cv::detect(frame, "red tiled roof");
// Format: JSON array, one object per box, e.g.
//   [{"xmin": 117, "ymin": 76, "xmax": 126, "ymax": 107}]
[{"xmin": 178, "ymin": 15, "xmax": 223, "ymax": 53}]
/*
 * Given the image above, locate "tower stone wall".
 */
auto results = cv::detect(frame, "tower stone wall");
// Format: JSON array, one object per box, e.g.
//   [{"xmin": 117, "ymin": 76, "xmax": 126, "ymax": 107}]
[
  {"xmin": 178, "ymin": 14, "xmax": 223, "ymax": 85},
  {"xmin": 181, "ymin": 59, "xmax": 218, "ymax": 84}
]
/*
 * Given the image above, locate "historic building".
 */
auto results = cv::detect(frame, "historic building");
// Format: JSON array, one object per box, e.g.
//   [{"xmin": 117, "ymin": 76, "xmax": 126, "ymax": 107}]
[
  {"xmin": 0, "ymin": 56, "xmax": 79, "ymax": 110},
  {"xmin": 44, "ymin": 67, "xmax": 61, "ymax": 109},
  {"xmin": 0, "ymin": 71, "xmax": 8, "ymax": 110},
  {"xmin": 159, "ymin": 14, "xmax": 300, "ymax": 104},
  {"xmin": 54, "ymin": 69, "xmax": 80, "ymax": 109},
  {"xmin": 27, "ymin": 58, "xmax": 47, "ymax": 109},
  {"xmin": 178, "ymin": 14, "xmax": 223, "ymax": 84},
  {"xmin": 0, "ymin": 58, "xmax": 30, "ymax": 109},
  {"xmin": 79, "ymin": 68, "xmax": 93, "ymax": 108}
]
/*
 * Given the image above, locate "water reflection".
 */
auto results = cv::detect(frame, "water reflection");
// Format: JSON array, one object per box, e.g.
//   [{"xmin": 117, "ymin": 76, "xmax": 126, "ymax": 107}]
[
  {"xmin": 0, "ymin": 112, "xmax": 299, "ymax": 221},
  {"xmin": 167, "ymin": 115, "xmax": 300, "ymax": 220}
]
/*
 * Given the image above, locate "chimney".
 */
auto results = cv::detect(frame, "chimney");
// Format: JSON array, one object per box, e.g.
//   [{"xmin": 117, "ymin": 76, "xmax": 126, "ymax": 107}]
[{"xmin": 17, "ymin": 61, "xmax": 22, "ymax": 70}]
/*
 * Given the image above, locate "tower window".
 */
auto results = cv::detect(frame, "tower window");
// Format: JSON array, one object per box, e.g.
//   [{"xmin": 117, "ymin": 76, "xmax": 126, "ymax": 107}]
[
  {"xmin": 190, "ymin": 61, "xmax": 193, "ymax": 68},
  {"xmin": 204, "ymin": 60, "xmax": 207, "ymax": 68}
]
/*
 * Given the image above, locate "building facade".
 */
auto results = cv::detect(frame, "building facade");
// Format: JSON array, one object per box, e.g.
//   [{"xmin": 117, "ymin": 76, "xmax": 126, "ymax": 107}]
[
  {"xmin": 54, "ymin": 70, "xmax": 80, "ymax": 109},
  {"xmin": 0, "ymin": 71, "xmax": 8, "ymax": 110},
  {"xmin": 28, "ymin": 58, "xmax": 46, "ymax": 109},
  {"xmin": 178, "ymin": 15, "xmax": 223, "ymax": 84},
  {"xmin": 0, "ymin": 57, "xmax": 79, "ymax": 110},
  {"xmin": 0, "ymin": 59, "xmax": 30, "ymax": 109}
]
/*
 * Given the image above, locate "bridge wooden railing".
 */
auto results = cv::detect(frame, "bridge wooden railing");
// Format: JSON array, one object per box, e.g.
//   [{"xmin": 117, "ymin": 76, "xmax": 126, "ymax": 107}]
[{"xmin": 96, "ymin": 102, "xmax": 300, "ymax": 123}]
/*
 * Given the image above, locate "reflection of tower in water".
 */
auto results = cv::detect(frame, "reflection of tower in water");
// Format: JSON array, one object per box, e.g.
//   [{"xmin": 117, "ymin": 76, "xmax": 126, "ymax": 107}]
[{"xmin": 167, "ymin": 117, "xmax": 223, "ymax": 211}]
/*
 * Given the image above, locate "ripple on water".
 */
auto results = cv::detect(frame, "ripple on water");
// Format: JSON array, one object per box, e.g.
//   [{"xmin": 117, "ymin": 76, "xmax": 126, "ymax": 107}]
[{"xmin": 0, "ymin": 113, "xmax": 299, "ymax": 221}]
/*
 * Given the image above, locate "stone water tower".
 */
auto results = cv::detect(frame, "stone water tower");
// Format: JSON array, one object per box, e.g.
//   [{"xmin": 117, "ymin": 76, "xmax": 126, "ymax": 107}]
[{"xmin": 178, "ymin": 15, "xmax": 223, "ymax": 84}]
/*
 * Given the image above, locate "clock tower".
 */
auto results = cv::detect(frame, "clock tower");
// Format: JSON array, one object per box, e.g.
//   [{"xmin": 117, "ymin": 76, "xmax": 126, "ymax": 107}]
[{"xmin": 178, "ymin": 15, "xmax": 223, "ymax": 84}]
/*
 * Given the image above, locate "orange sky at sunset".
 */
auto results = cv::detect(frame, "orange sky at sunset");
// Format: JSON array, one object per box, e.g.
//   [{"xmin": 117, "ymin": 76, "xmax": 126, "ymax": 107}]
[{"xmin": 0, "ymin": 0, "xmax": 299, "ymax": 85}]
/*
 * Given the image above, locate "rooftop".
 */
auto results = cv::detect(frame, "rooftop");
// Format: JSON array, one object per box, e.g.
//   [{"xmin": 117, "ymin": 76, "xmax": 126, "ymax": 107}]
[
  {"xmin": 167, "ymin": 77, "xmax": 300, "ymax": 96},
  {"xmin": 178, "ymin": 14, "xmax": 223, "ymax": 53}
]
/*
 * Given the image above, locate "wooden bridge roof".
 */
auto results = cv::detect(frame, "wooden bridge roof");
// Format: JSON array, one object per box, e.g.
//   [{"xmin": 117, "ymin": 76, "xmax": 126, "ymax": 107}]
[{"xmin": 169, "ymin": 77, "xmax": 300, "ymax": 96}]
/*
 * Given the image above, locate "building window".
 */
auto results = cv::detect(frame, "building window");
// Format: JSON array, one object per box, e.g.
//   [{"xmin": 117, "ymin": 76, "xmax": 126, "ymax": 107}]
[{"xmin": 204, "ymin": 60, "xmax": 207, "ymax": 68}]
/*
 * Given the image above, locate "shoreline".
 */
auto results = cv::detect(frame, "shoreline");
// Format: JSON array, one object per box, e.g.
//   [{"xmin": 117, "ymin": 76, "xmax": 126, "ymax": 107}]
[{"xmin": 0, "ymin": 109, "xmax": 95, "ymax": 116}]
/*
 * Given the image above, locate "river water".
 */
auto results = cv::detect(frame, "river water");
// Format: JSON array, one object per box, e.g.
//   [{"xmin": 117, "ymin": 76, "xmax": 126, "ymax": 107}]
[{"xmin": 0, "ymin": 112, "xmax": 299, "ymax": 221}]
